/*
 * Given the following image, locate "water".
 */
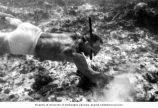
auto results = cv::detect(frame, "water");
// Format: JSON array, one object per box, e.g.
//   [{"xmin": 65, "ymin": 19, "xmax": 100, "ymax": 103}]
[{"xmin": 91, "ymin": 73, "xmax": 136, "ymax": 102}]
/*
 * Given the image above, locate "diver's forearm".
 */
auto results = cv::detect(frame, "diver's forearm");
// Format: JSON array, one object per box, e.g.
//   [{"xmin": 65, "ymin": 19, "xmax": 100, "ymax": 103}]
[{"xmin": 5, "ymin": 17, "xmax": 23, "ymax": 27}]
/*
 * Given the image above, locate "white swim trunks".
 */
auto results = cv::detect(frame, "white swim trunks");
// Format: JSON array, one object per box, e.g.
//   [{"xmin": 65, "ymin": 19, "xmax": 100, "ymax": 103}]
[{"xmin": 6, "ymin": 23, "xmax": 42, "ymax": 55}]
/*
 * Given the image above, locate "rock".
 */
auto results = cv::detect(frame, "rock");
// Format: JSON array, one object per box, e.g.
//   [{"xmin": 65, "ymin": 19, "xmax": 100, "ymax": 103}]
[
  {"xmin": 78, "ymin": 3, "xmax": 94, "ymax": 12},
  {"xmin": 15, "ymin": 79, "xmax": 24, "ymax": 86},
  {"xmin": 4, "ymin": 89, "xmax": 10, "ymax": 94},
  {"xmin": 154, "ymin": 91, "xmax": 158, "ymax": 94},
  {"xmin": 31, "ymin": 73, "xmax": 53, "ymax": 91},
  {"xmin": 134, "ymin": 2, "xmax": 148, "ymax": 11},
  {"xmin": 33, "ymin": 93, "xmax": 41, "ymax": 100},
  {"xmin": 148, "ymin": 93, "xmax": 156, "ymax": 102},
  {"xmin": 144, "ymin": 73, "xmax": 157, "ymax": 83},
  {"xmin": 135, "ymin": 93, "xmax": 146, "ymax": 102},
  {"xmin": 0, "ymin": 72, "xmax": 6, "ymax": 77},
  {"xmin": 9, "ymin": 94, "xmax": 19, "ymax": 101},
  {"xmin": 56, "ymin": 97, "xmax": 63, "ymax": 102},
  {"xmin": 145, "ymin": 39, "xmax": 158, "ymax": 53},
  {"xmin": 70, "ymin": 75, "xmax": 79, "ymax": 85},
  {"xmin": 28, "ymin": 75, "xmax": 34, "ymax": 79},
  {"xmin": 0, "ymin": 94, "xmax": 9, "ymax": 101},
  {"xmin": 143, "ymin": 84, "xmax": 153, "ymax": 91},
  {"xmin": 80, "ymin": 96, "xmax": 87, "ymax": 102},
  {"xmin": 29, "ymin": 92, "xmax": 42, "ymax": 100},
  {"xmin": 48, "ymin": 95, "xmax": 56, "ymax": 101},
  {"xmin": 0, "ymin": 78, "xmax": 7, "ymax": 83}
]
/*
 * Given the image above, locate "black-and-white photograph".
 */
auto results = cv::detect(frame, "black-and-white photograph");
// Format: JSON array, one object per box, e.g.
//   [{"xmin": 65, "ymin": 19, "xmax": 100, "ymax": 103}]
[{"xmin": 0, "ymin": 0, "xmax": 158, "ymax": 104}]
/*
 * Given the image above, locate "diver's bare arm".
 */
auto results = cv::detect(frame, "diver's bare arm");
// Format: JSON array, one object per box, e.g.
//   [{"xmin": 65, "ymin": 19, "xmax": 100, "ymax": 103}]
[
  {"xmin": 5, "ymin": 17, "xmax": 23, "ymax": 27},
  {"xmin": 63, "ymin": 48, "xmax": 107, "ymax": 85},
  {"xmin": 0, "ymin": 12, "xmax": 23, "ymax": 27},
  {"xmin": 0, "ymin": 12, "xmax": 14, "ymax": 18},
  {"xmin": 72, "ymin": 53, "xmax": 99, "ymax": 77}
]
